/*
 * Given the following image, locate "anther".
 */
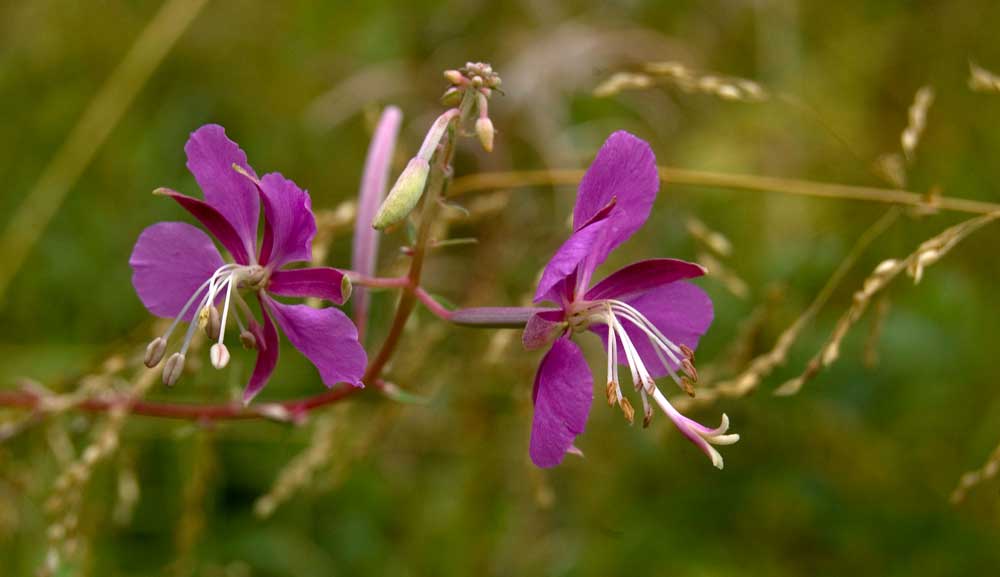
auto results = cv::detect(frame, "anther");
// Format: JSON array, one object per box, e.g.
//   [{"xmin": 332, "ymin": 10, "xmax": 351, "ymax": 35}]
[
  {"xmin": 144, "ymin": 337, "xmax": 167, "ymax": 368},
  {"xmin": 680, "ymin": 344, "xmax": 695, "ymax": 361},
  {"xmin": 204, "ymin": 306, "xmax": 221, "ymax": 340},
  {"xmin": 606, "ymin": 381, "xmax": 617, "ymax": 406},
  {"xmin": 162, "ymin": 353, "xmax": 186, "ymax": 386},
  {"xmin": 210, "ymin": 343, "xmax": 231, "ymax": 369},
  {"xmin": 620, "ymin": 397, "xmax": 635, "ymax": 424},
  {"xmin": 643, "ymin": 405, "xmax": 653, "ymax": 428},
  {"xmin": 239, "ymin": 330, "xmax": 257, "ymax": 350},
  {"xmin": 681, "ymin": 376, "xmax": 696, "ymax": 397},
  {"xmin": 681, "ymin": 358, "xmax": 699, "ymax": 382}
]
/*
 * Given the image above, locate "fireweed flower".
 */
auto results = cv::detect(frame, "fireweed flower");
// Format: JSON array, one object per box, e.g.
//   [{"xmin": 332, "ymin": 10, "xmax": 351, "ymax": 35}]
[
  {"xmin": 523, "ymin": 131, "xmax": 739, "ymax": 469},
  {"xmin": 129, "ymin": 125, "xmax": 367, "ymax": 402}
]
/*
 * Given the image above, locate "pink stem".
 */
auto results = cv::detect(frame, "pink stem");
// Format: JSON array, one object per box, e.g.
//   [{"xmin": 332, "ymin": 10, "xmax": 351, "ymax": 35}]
[{"xmin": 415, "ymin": 287, "xmax": 453, "ymax": 320}]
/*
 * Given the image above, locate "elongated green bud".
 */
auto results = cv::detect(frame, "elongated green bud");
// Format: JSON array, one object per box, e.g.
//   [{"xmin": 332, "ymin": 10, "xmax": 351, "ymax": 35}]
[
  {"xmin": 371, "ymin": 109, "xmax": 458, "ymax": 230},
  {"xmin": 372, "ymin": 158, "xmax": 430, "ymax": 230}
]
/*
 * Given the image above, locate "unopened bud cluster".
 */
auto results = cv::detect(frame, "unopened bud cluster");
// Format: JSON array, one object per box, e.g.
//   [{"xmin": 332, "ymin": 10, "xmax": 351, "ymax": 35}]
[{"xmin": 372, "ymin": 62, "xmax": 501, "ymax": 230}]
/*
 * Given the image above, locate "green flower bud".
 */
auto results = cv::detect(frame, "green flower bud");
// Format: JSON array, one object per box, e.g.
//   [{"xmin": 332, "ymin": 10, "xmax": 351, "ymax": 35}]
[
  {"xmin": 372, "ymin": 158, "xmax": 430, "ymax": 230},
  {"xmin": 475, "ymin": 117, "xmax": 494, "ymax": 152}
]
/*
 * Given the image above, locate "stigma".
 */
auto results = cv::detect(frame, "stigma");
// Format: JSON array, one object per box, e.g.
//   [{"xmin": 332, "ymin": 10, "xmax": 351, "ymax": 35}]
[{"xmin": 143, "ymin": 263, "xmax": 267, "ymax": 385}]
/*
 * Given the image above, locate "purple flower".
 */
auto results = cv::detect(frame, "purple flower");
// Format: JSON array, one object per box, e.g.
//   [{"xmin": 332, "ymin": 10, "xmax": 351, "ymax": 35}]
[
  {"xmin": 129, "ymin": 124, "xmax": 367, "ymax": 403},
  {"xmin": 524, "ymin": 131, "xmax": 739, "ymax": 469}
]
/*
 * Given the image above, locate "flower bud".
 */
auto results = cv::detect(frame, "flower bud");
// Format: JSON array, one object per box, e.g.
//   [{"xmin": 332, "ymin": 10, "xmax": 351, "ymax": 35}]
[
  {"xmin": 210, "ymin": 343, "xmax": 231, "ymax": 369},
  {"xmin": 162, "ymin": 353, "xmax": 185, "ymax": 386},
  {"xmin": 239, "ymin": 330, "xmax": 257, "ymax": 350},
  {"xmin": 475, "ymin": 117, "xmax": 494, "ymax": 152},
  {"xmin": 144, "ymin": 337, "xmax": 167, "ymax": 368},
  {"xmin": 440, "ymin": 87, "xmax": 462, "ymax": 107},
  {"xmin": 372, "ymin": 158, "xmax": 430, "ymax": 230},
  {"xmin": 443, "ymin": 69, "xmax": 464, "ymax": 85}
]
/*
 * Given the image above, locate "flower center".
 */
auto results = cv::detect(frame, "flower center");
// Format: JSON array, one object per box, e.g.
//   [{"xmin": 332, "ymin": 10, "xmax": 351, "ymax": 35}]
[
  {"xmin": 570, "ymin": 299, "xmax": 699, "ymax": 423},
  {"xmin": 143, "ymin": 263, "xmax": 269, "ymax": 385},
  {"xmin": 570, "ymin": 298, "xmax": 738, "ymax": 468}
]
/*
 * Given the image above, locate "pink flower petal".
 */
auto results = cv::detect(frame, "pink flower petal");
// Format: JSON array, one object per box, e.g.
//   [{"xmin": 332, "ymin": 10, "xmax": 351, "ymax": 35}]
[
  {"xmin": 529, "ymin": 338, "xmax": 593, "ymax": 468},
  {"xmin": 585, "ymin": 258, "xmax": 706, "ymax": 302},
  {"xmin": 154, "ymin": 187, "xmax": 252, "ymax": 265},
  {"xmin": 534, "ymin": 217, "xmax": 610, "ymax": 304},
  {"xmin": 263, "ymin": 296, "xmax": 367, "ymax": 388},
  {"xmin": 522, "ymin": 309, "xmax": 567, "ymax": 350},
  {"xmin": 571, "ymin": 131, "xmax": 658, "ymax": 270},
  {"xmin": 243, "ymin": 301, "xmax": 280, "ymax": 404},
  {"xmin": 129, "ymin": 222, "xmax": 224, "ymax": 320},
  {"xmin": 184, "ymin": 125, "xmax": 260, "ymax": 258},
  {"xmin": 591, "ymin": 281, "xmax": 713, "ymax": 378},
  {"xmin": 257, "ymin": 173, "xmax": 316, "ymax": 268},
  {"xmin": 268, "ymin": 267, "xmax": 348, "ymax": 305}
]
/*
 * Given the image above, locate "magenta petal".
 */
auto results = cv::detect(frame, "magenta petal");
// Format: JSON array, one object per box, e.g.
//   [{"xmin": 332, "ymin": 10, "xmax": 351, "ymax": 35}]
[
  {"xmin": 185, "ymin": 125, "xmax": 260, "ymax": 257},
  {"xmin": 257, "ymin": 173, "xmax": 316, "ymax": 268},
  {"xmin": 244, "ymin": 301, "xmax": 280, "ymax": 404},
  {"xmin": 534, "ymin": 217, "xmax": 610, "ymax": 304},
  {"xmin": 129, "ymin": 222, "xmax": 224, "ymax": 320},
  {"xmin": 263, "ymin": 296, "xmax": 367, "ymax": 388},
  {"xmin": 268, "ymin": 267, "xmax": 348, "ymax": 305},
  {"xmin": 353, "ymin": 107, "xmax": 403, "ymax": 337},
  {"xmin": 529, "ymin": 338, "xmax": 594, "ymax": 468},
  {"xmin": 591, "ymin": 281, "xmax": 713, "ymax": 378},
  {"xmin": 523, "ymin": 310, "xmax": 568, "ymax": 350},
  {"xmin": 585, "ymin": 258, "xmax": 706, "ymax": 302},
  {"xmin": 571, "ymin": 131, "xmax": 658, "ymax": 266},
  {"xmin": 155, "ymin": 188, "xmax": 252, "ymax": 265}
]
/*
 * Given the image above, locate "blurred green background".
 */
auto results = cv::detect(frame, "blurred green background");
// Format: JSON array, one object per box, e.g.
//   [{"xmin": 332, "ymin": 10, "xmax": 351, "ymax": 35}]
[{"xmin": 4, "ymin": 0, "xmax": 1000, "ymax": 575}]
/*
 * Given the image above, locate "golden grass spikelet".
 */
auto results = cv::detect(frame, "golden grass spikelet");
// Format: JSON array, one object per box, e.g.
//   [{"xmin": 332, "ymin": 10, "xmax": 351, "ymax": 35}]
[
  {"xmin": 775, "ymin": 211, "xmax": 1000, "ymax": 396},
  {"xmin": 594, "ymin": 61, "xmax": 768, "ymax": 102},
  {"xmin": 902, "ymin": 86, "xmax": 934, "ymax": 162},
  {"xmin": 686, "ymin": 217, "xmax": 733, "ymax": 257},
  {"xmin": 969, "ymin": 62, "xmax": 1000, "ymax": 93},
  {"xmin": 593, "ymin": 72, "xmax": 654, "ymax": 98},
  {"xmin": 951, "ymin": 440, "xmax": 1000, "ymax": 504},
  {"xmin": 672, "ymin": 210, "xmax": 900, "ymax": 410},
  {"xmin": 41, "ymin": 354, "xmax": 158, "ymax": 575}
]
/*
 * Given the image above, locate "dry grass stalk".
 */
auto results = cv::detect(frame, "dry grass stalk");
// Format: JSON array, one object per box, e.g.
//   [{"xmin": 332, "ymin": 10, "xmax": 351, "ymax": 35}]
[
  {"xmin": 951, "ymin": 439, "xmax": 1000, "ymax": 504},
  {"xmin": 697, "ymin": 251, "xmax": 749, "ymax": 299},
  {"xmin": 863, "ymin": 296, "xmax": 891, "ymax": 368},
  {"xmin": 686, "ymin": 217, "xmax": 733, "ymax": 257},
  {"xmin": 172, "ymin": 432, "xmax": 216, "ymax": 577},
  {"xmin": 254, "ymin": 411, "xmax": 343, "ymax": 519},
  {"xmin": 41, "ymin": 366, "xmax": 158, "ymax": 575},
  {"xmin": 673, "ymin": 209, "xmax": 900, "ymax": 409},
  {"xmin": 673, "ymin": 288, "xmax": 783, "ymax": 412},
  {"xmin": 969, "ymin": 62, "xmax": 1000, "ymax": 93},
  {"xmin": 448, "ymin": 167, "xmax": 1000, "ymax": 215},
  {"xmin": 775, "ymin": 211, "xmax": 1000, "ymax": 396},
  {"xmin": 595, "ymin": 61, "xmax": 768, "ymax": 102}
]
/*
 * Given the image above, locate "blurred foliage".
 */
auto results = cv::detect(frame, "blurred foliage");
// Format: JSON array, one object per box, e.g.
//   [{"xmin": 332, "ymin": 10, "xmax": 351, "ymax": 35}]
[{"xmin": 4, "ymin": 0, "xmax": 1000, "ymax": 575}]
